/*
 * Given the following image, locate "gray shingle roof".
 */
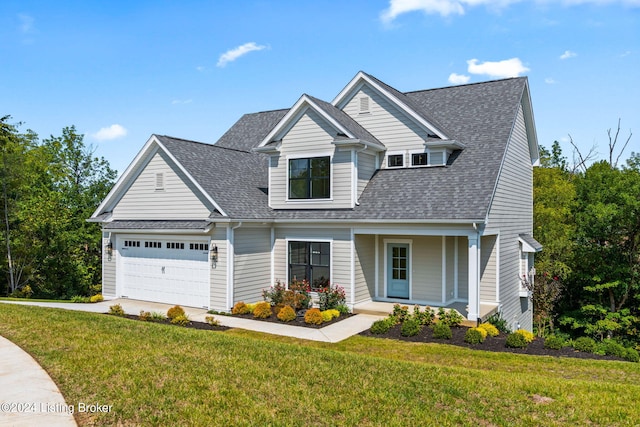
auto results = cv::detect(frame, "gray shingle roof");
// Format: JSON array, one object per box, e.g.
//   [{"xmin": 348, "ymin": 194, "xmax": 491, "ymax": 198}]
[{"xmin": 143, "ymin": 76, "xmax": 528, "ymax": 222}]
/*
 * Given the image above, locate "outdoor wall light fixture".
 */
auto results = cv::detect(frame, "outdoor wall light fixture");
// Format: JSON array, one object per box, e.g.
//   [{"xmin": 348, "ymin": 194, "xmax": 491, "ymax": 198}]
[
  {"xmin": 210, "ymin": 244, "xmax": 218, "ymax": 267},
  {"xmin": 105, "ymin": 241, "xmax": 113, "ymax": 261}
]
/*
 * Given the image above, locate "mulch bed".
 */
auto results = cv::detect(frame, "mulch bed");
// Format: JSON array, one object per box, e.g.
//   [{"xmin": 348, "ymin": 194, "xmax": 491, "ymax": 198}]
[
  {"xmin": 230, "ymin": 311, "xmax": 355, "ymax": 329},
  {"xmin": 359, "ymin": 323, "xmax": 627, "ymax": 362},
  {"xmin": 113, "ymin": 313, "xmax": 230, "ymax": 331}
]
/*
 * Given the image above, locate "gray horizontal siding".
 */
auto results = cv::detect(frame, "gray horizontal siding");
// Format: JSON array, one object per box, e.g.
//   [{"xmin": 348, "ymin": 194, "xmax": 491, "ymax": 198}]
[
  {"xmin": 233, "ymin": 227, "xmax": 271, "ymax": 303},
  {"xmin": 343, "ymin": 85, "xmax": 430, "ymax": 163},
  {"xmin": 270, "ymin": 110, "xmax": 353, "ymax": 209},
  {"xmin": 102, "ymin": 232, "xmax": 116, "ymax": 297},
  {"xmin": 354, "ymin": 234, "xmax": 375, "ymax": 303},
  {"xmin": 357, "ymin": 152, "xmax": 377, "ymax": 199},
  {"xmin": 487, "ymin": 103, "xmax": 534, "ymax": 330},
  {"xmin": 112, "ymin": 150, "xmax": 211, "ymax": 220},
  {"xmin": 210, "ymin": 226, "xmax": 228, "ymax": 310},
  {"xmin": 480, "ymin": 235, "xmax": 497, "ymax": 302}
]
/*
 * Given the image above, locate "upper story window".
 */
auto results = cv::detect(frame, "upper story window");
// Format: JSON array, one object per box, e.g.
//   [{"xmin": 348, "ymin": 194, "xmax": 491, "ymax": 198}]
[
  {"xmin": 411, "ymin": 153, "xmax": 428, "ymax": 166},
  {"xmin": 288, "ymin": 157, "xmax": 330, "ymax": 199},
  {"xmin": 387, "ymin": 154, "xmax": 404, "ymax": 168}
]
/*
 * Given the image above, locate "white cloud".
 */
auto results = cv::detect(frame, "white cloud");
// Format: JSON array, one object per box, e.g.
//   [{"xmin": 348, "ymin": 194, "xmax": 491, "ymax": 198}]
[
  {"xmin": 560, "ymin": 50, "xmax": 577, "ymax": 59},
  {"xmin": 380, "ymin": 0, "xmax": 640, "ymax": 23},
  {"xmin": 380, "ymin": 0, "xmax": 521, "ymax": 22},
  {"xmin": 196, "ymin": 66, "xmax": 206, "ymax": 72},
  {"xmin": 18, "ymin": 14, "xmax": 34, "ymax": 33},
  {"xmin": 467, "ymin": 58, "xmax": 530, "ymax": 78},
  {"xmin": 92, "ymin": 124, "xmax": 127, "ymax": 141},
  {"xmin": 545, "ymin": 77, "xmax": 557, "ymax": 84},
  {"xmin": 448, "ymin": 73, "xmax": 470, "ymax": 84},
  {"xmin": 171, "ymin": 99, "xmax": 193, "ymax": 105},
  {"xmin": 217, "ymin": 42, "xmax": 267, "ymax": 67}
]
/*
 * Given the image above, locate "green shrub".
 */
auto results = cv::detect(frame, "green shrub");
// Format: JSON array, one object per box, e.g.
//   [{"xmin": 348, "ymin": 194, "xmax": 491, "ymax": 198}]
[
  {"xmin": 231, "ymin": 301, "xmax": 251, "ymax": 315},
  {"xmin": 89, "ymin": 294, "xmax": 104, "ymax": 303},
  {"xmin": 335, "ymin": 304, "xmax": 350, "ymax": 315},
  {"xmin": 437, "ymin": 307, "xmax": 464, "ymax": 327},
  {"xmin": 623, "ymin": 348, "xmax": 640, "ymax": 363},
  {"xmin": 321, "ymin": 310, "xmax": 333, "ymax": 322},
  {"xmin": 108, "ymin": 304, "xmax": 125, "ymax": 317},
  {"xmin": 573, "ymin": 336, "xmax": 597, "ymax": 353},
  {"xmin": 486, "ymin": 312, "xmax": 510, "ymax": 334},
  {"xmin": 139, "ymin": 310, "xmax": 152, "ymax": 321},
  {"xmin": 205, "ymin": 315, "xmax": 220, "ymax": 327},
  {"xmin": 167, "ymin": 305, "xmax": 186, "ymax": 320},
  {"xmin": 277, "ymin": 305, "xmax": 296, "ymax": 322},
  {"xmin": 318, "ymin": 283, "xmax": 346, "ymax": 311},
  {"xmin": 544, "ymin": 335, "xmax": 565, "ymax": 350},
  {"xmin": 245, "ymin": 302, "xmax": 258, "ymax": 312},
  {"xmin": 327, "ymin": 309, "xmax": 340, "ymax": 319},
  {"xmin": 9, "ymin": 285, "xmax": 33, "ymax": 299},
  {"xmin": 601, "ymin": 339, "xmax": 627, "ymax": 358},
  {"xmin": 71, "ymin": 295, "xmax": 90, "ymax": 303},
  {"xmin": 304, "ymin": 308, "xmax": 323, "ymax": 325},
  {"xmin": 170, "ymin": 314, "xmax": 190, "ymax": 326},
  {"xmin": 281, "ymin": 280, "xmax": 312, "ymax": 310},
  {"xmin": 400, "ymin": 318, "xmax": 421, "ymax": 337},
  {"xmin": 505, "ymin": 332, "xmax": 528, "ymax": 348},
  {"xmin": 149, "ymin": 311, "xmax": 166, "ymax": 322},
  {"xmin": 478, "ymin": 322, "xmax": 499, "ymax": 337},
  {"xmin": 514, "ymin": 329, "xmax": 535, "ymax": 344},
  {"xmin": 413, "ymin": 305, "xmax": 435, "ymax": 326},
  {"xmin": 392, "ymin": 304, "xmax": 409, "ymax": 323},
  {"xmin": 253, "ymin": 302, "xmax": 272, "ymax": 319},
  {"xmin": 464, "ymin": 327, "xmax": 485, "ymax": 344},
  {"xmin": 262, "ymin": 281, "xmax": 287, "ymax": 306},
  {"xmin": 432, "ymin": 322, "xmax": 452, "ymax": 340},
  {"xmin": 370, "ymin": 318, "xmax": 393, "ymax": 335}
]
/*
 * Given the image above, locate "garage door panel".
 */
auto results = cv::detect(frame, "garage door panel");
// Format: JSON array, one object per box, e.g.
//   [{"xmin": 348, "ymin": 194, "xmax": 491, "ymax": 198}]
[{"xmin": 118, "ymin": 236, "xmax": 210, "ymax": 308}]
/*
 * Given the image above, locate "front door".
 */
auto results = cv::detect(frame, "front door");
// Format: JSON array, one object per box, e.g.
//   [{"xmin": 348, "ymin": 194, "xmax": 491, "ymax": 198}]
[{"xmin": 387, "ymin": 243, "xmax": 410, "ymax": 299}]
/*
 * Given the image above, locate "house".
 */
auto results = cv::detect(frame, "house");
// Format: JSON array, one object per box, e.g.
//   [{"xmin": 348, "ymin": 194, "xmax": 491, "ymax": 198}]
[{"xmin": 89, "ymin": 71, "xmax": 541, "ymax": 330}]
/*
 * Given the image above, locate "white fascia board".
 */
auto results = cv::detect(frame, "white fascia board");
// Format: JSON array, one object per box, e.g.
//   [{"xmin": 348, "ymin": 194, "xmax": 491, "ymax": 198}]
[
  {"xmin": 424, "ymin": 139, "xmax": 466, "ymax": 150},
  {"xmin": 154, "ymin": 139, "xmax": 228, "ymax": 217},
  {"xmin": 332, "ymin": 138, "xmax": 386, "ymax": 152},
  {"xmin": 332, "ymin": 71, "xmax": 448, "ymax": 140},
  {"xmin": 90, "ymin": 135, "xmax": 160, "ymax": 219},
  {"xmin": 102, "ymin": 228, "xmax": 213, "ymax": 234},
  {"xmin": 257, "ymin": 94, "xmax": 353, "ymax": 148},
  {"xmin": 521, "ymin": 81, "xmax": 541, "ymax": 166}
]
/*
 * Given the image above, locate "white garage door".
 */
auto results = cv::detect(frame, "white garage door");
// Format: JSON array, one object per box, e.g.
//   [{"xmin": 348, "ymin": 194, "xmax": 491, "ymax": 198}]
[{"xmin": 118, "ymin": 236, "xmax": 210, "ymax": 308}]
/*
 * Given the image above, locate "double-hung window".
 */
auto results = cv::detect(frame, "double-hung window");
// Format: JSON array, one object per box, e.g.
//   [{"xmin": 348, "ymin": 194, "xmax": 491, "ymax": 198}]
[
  {"xmin": 288, "ymin": 241, "xmax": 330, "ymax": 290},
  {"xmin": 288, "ymin": 156, "xmax": 330, "ymax": 199}
]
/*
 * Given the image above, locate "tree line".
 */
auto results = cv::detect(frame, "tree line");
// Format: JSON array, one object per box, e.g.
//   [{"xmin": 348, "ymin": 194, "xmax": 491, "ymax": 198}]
[
  {"xmin": 533, "ymin": 123, "xmax": 639, "ymax": 346},
  {"xmin": 0, "ymin": 116, "xmax": 115, "ymax": 299}
]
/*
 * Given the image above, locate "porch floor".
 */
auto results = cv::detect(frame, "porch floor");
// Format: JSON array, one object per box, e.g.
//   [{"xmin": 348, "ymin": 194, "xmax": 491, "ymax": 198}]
[{"xmin": 352, "ymin": 301, "xmax": 499, "ymax": 326}]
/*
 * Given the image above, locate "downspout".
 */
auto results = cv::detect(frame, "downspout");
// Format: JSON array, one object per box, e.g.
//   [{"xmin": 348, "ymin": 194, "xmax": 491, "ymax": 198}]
[
  {"xmin": 227, "ymin": 221, "xmax": 242, "ymax": 310},
  {"xmin": 473, "ymin": 222, "xmax": 480, "ymax": 325}
]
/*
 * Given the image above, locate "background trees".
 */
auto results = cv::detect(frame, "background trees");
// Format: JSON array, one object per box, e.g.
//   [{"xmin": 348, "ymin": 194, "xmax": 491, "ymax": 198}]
[
  {"xmin": 534, "ymin": 128, "xmax": 640, "ymax": 345},
  {"xmin": 0, "ymin": 117, "xmax": 115, "ymax": 298}
]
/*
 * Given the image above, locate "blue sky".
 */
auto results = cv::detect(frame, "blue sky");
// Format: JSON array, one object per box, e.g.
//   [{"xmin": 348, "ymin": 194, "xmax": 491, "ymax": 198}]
[{"xmin": 2, "ymin": 0, "xmax": 639, "ymax": 174}]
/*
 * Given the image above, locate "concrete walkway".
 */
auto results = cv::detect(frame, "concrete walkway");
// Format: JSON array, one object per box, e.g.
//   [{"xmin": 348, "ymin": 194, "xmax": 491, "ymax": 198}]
[{"xmin": 0, "ymin": 335, "xmax": 77, "ymax": 427}]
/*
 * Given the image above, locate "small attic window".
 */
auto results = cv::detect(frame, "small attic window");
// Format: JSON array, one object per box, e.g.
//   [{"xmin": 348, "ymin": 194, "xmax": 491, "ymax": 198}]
[
  {"xmin": 359, "ymin": 96, "xmax": 370, "ymax": 114},
  {"xmin": 155, "ymin": 172, "xmax": 164, "ymax": 190}
]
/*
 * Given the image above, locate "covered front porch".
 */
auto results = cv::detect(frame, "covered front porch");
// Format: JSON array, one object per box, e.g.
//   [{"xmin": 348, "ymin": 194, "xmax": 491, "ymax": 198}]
[{"xmin": 352, "ymin": 228, "xmax": 499, "ymax": 322}]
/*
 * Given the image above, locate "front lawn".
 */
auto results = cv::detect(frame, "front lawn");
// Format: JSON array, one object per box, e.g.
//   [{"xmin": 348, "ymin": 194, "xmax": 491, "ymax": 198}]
[{"xmin": 1, "ymin": 304, "xmax": 639, "ymax": 426}]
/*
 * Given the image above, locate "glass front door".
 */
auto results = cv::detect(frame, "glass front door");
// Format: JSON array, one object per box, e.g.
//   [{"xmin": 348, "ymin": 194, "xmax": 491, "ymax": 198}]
[{"xmin": 387, "ymin": 243, "xmax": 410, "ymax": 299}]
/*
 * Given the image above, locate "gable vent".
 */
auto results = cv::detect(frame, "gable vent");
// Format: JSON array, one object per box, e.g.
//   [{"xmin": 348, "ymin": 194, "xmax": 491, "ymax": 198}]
[
  {"xmin": 359, "ymin": 96, "xmax": 370, "ymax": 114},
  {"xmin": 155, "ymin": 172, "xmax": 164, "ymax": 190}
]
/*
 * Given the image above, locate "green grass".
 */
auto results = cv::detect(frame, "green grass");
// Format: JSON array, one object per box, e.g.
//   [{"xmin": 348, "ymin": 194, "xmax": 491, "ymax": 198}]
[
  {"xmin": 1, "ymin": 304, "xmax": 639, "ymax": 426},
  {"xmin": 0, "ymin": 297, "xmax": 73, "ymax": 303}
]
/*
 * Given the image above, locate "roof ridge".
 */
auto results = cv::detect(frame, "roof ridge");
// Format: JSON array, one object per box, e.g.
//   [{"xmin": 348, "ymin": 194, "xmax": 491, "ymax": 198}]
[
  {"xmin": 159, "ymin": 134, "xmax": 255, "ymax": 154},
  {"xmin": 404, "ymin": 76, "xmax": 527, "ymax": 94}
]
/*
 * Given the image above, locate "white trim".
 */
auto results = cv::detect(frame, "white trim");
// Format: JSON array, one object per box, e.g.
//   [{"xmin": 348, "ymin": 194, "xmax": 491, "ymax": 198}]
[
  {"xmin": 496, "ymin": 233, "xmax": 501, "ymax": 303},
  {"xmin": 284, "ymin": 237, "xmax": 334, "ymax": 287},
  {"xmin": 270, "ymin": 226, "xmax": 275, "ymax": 287},
  {"xmin": 442, "ymin": 236, "xmax": 446, "ymax": 304},
  {"xmin": 454, "ymin": 236, "xmax": 459, "ymax": 299},
  {"xmin": 226, "ymin": 224, "xmax": 233, "ymax": 310},
  {"xmin": 285, "ymin": 151, "xmax": 334, "ymax": 203},
  {"xmin": 258, "ymin": 95, "xmax": 356, "ymax": 149},
  {"xmin": 354, "ymin": 226, "xmax": 476, "ymax": 236},
  {"xmin": 467, "ymin": 235, "xmax": 479, "ymax": 321},
  {"xmin": 374, "ymin": 234, "xmax": 379, "ymax": 298},
  {"xmin": 383, "ymin": 238, "xmax": 413, "ymax": 300},
  {"xmin": 351, "ymin": 149, "xmax": 356, "ymax": 207},
  {"xmin": 350, "ymin": 228, "xmax": 355, "ymax": 306},
  {"xmin": 385, "ymin": 150, "xmax": 406, "ymax": 169}
]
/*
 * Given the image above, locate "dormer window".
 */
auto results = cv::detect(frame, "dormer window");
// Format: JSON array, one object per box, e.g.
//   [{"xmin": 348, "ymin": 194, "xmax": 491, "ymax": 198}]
[
  {"xmin": 387, "ymin": 154, "xmax": 404, "ymax": 168},
  {"xmin": 411, "ymin": 153, "xmax": 428, "ymax": 166},
  {"xmin": 289, "ymin": 156, "xmax": 330, "ymax": 199}
]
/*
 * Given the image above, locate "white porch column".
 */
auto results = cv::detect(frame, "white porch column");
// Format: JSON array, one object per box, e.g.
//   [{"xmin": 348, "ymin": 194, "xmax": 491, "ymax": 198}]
[{"xmin": 467, "ymin": 235, "xmax": 480, "ymax": 321}]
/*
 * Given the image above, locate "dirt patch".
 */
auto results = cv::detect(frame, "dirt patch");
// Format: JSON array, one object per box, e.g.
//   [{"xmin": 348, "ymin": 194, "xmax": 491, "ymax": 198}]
[{"xmin": 359, "ymin": 323, "xmax": 626, "ymax": 362}]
